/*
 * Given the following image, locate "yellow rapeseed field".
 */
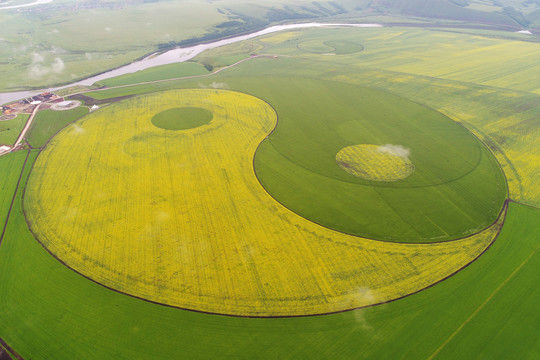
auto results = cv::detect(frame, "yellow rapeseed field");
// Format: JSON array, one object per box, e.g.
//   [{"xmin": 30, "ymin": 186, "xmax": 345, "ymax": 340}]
[
  {"xmin": 336, "ymin": 144, "xmax": 414, "ymax": 181},
  {"xmin": 25, "ymin": 89, "xmax": 503, "ymax": 316}
]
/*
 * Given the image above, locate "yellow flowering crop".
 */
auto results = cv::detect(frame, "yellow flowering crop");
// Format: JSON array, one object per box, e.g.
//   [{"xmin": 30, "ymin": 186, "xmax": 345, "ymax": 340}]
[
  {"xmin": 25, "ymin": 89, "xmax": 502, "ymax": 316},
  {"xmin": 336, "ymin": 144, "xmax": 413, "ymax": 181}
]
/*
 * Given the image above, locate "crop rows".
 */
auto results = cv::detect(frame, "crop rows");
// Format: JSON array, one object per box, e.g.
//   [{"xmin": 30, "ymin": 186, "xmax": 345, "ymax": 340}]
[{"xmin": 25, "ymin": 89, "xmax": 502, "ymax": 316}]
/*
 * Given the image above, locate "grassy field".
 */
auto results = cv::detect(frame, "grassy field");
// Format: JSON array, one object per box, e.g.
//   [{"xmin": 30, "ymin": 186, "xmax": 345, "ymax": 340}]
[
  {"xmin": 26, "ymin": 107, "xmax": 88, "ymax": 148},
  {"xmin": 0, "ymin": 0, "xmax": 370, "ymax": 92},
  {"xmin": 96, "ymin": 62, "xmax": 209, "ymax": 88},
  {"xmin": 0, "ymin": 151, "xmax": 26, "ymax": 233},
  {"xmin": 0, "ymin": 0, "xmax": 227, "ymax": 91},
  {"xmin": 0, "ymin": 114, "xmax": 27, "ymax": 146}
]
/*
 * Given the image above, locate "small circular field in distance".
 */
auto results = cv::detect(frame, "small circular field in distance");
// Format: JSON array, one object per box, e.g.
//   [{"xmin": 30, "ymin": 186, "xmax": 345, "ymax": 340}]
[
  {"xmin": 151, "ymin": 107, "xmax": 213, "ymax": 130},
  {"xmin": 336, "ymin": 144, "xmax": 414, "ymax": 181}
]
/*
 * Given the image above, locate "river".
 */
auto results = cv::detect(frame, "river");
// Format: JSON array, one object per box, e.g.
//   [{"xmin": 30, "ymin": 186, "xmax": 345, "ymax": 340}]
[
  {"xmin": 0, "ymin": 0, "xmax": 53, "ymax": 10},
  {"xmin": 0, "ymin": 22, "xmax": 382, "ymax": 105}
]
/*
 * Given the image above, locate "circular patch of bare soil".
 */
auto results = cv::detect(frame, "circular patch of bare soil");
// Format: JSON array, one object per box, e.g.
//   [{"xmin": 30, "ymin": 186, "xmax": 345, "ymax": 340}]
[{"xmin": 51, "ymin": 100, "xmax": 82, "ymax": 111}]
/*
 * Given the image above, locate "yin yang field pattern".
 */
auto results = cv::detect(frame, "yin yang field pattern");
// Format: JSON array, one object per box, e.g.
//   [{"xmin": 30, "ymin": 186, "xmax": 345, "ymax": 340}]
[{"xmin": 24, "ymin": 89, "xmax": 505, "ymax": 316}]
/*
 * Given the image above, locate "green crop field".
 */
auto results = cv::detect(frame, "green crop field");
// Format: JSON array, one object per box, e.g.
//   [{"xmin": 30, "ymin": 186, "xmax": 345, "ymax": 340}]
[
  {"xmin": 1, "ymin": 10, "xmax": 540, "ymax": 360},
  {"xmin": 96, "ymin": 62, "xmax": 209, "ymax": 88},
  {"xmin": 0, "ymin": 114, "xmax": 27, "ymax": 146},
  {"xmin": 0, "ymin": 151, "xmax": 26, "ymax": 231},
  {"xmin": 248, "ymin": 77, "xmax": 506, "ymax": 241},
  {"xmin": 26, "ymin": 107, "xmax": 88, "ymax": 148}
]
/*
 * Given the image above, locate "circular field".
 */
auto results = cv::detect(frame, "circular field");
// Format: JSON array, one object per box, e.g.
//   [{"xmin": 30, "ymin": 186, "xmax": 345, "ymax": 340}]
[
  {"xmin": 50, "ymin": 100, "xmax": 81, "ymax": 111},
  {"xmin": 336, "ymin": 144, "xmax": 414, "ymax": 181},
  {"xmin": 251, "ymin": 77, "xmax": 507, "ymax": 242},
  {"xmin": 151, "ymin": 107, "xmax": 213, "ymax": 130},
  {"xmin": 24, "ymin": 89, "xmax": 503, "ymax": 316}
]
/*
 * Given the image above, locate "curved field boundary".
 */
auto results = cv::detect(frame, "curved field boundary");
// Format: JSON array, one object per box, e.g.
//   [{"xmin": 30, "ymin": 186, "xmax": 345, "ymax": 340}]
[{"xmin": 22, "ymin": 89, "xmax": 508, "ymax": 317}]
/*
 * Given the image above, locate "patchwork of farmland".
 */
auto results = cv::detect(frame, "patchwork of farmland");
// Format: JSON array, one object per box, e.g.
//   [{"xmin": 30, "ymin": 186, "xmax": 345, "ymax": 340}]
[
  {"xmin": 0, "ymin": 24, "xmax": 538, "ymax": 359},
  {"xmin": 23, "ymin": 88, "xmax": 504, "ymax": 316}
]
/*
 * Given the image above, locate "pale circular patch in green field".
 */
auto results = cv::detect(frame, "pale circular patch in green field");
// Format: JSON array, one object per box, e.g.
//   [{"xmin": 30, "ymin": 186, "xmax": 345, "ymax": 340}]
[
  {"xmin": 336, "ymin": 144, "xmax": 414, "ymax": 181},
  {"xmin": 151, "ymin": 106, "xmax": 213, "ymax": 130}
]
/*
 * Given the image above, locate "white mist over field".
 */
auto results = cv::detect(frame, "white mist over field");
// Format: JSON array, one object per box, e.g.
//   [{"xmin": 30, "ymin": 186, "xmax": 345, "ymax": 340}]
[
  {"xmin": 29, "ymin": 53, "xmax": 65, "ymax": 79},
  {"xmin": 377, "ymin": 144, "xmax": 410, "ymax": 159}
]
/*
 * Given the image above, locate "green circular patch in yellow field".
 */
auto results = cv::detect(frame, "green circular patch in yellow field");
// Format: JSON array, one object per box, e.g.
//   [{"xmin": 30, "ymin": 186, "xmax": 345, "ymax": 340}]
[
  {"xmin": 336, "ymin": 144, "xmax": 414, "ymax": 181},
  {"xmin": 151, "ymin": 106, "xmax": 213, "ymax": 130}
]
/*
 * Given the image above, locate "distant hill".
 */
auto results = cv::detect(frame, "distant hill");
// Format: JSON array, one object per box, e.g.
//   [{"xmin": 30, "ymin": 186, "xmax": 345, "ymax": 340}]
[{"xmin": 372, "ymin": 0, "xmax": 521, "ymax": 27}]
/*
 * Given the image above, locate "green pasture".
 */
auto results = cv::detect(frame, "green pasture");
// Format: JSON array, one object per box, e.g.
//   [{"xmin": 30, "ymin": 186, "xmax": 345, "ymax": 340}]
[
  {"xmin": 0, "ymin": 150, "xmax": 537, "ymax": 359},
  {"xmin": 0, "ymin": 151, "xmax": 26, "ymax": 231},
  {"xmin": 193, "ymin": 40, "xmax": 264, "ymax": 72},
  {"xmin": 26, "ymin": 107, "xmax": 88, "ymax": 148},
  {"xmin": 96, "ymin": 62, "xmax": 209, "ymax": 88},
  {"xmin": 0, "ymin": 114, "xmax": 26, "ymax": 146},
  {"xmin": 0, "ymin": 0, "xmax": 363, "ymax": 92},
  {"xmin": 0, "ymin": 0, "xmax": 227, "ymax": 91}
]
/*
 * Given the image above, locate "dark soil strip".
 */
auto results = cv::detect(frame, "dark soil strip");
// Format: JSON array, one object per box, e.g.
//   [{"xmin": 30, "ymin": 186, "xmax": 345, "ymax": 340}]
[
  {"xmin": 0, "ymin": 150, "xmax": 30, "ymax": 247},
  {"xmin": 0, "ymin": 338, "xmax": 24, "ymax": 360},
  {"xmin": 67, "ymin": 93, "xmax": 134, "ymax": 106}
]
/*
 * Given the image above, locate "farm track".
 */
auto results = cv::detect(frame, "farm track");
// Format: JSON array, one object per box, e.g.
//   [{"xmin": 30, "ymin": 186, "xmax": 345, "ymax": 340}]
[{"xmin": 0, "ymin": 337, "xmax": 23, "ymax": 360}]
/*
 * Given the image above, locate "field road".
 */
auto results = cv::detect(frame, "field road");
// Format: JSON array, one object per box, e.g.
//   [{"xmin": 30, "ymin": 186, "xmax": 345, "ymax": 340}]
[
  {"xmin": 13, "ymin": 103, "xmax": 41, "ymax": 152},
  {"xmin": 0, "ymin": 104, "xmax": 41, "ymax": 156}
]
